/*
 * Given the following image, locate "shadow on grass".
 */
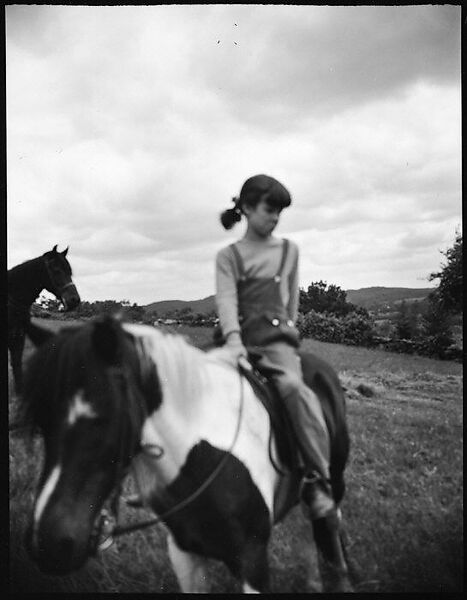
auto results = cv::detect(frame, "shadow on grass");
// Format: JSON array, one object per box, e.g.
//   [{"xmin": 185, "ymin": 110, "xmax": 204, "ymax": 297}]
[{"xmin": 384, "ymin": 519, "xmax": 463, "ymax": 593}]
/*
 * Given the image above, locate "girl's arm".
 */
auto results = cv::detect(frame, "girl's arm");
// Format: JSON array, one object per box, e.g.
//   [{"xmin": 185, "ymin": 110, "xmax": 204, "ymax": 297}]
[
  {"xmin": 215, "ymin": 248, "xmax": 242, "ymax": 341},
  {"xmin": 287, "ymin": 243, "xmax": 300, "ymax": 323}
]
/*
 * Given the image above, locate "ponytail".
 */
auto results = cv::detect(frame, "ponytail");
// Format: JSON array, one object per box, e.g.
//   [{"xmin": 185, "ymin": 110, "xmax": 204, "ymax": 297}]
[
  {"xmin": 220, "ymin": 197, "xmax": 242, "ymax": 230},
  {"xmin": 220, "ymin": 175, "xmax": 291, "ymax": 230}
]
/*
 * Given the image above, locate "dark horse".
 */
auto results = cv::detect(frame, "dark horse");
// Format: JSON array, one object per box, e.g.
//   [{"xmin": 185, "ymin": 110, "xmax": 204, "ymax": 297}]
[
  {"xmin": 8, "ymin": 245, "xmax": 80, "ymax": 394},
  {"xmin": 20, "ymin": 316, "xmax": 352, "ymax": 593}
]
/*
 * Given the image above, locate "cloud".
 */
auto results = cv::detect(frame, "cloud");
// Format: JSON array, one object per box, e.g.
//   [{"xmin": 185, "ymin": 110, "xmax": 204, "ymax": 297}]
[
  {"xmin": 6, "ymin": 5, "xmax": 461, "ymax": 305},
  {"xmin": 197, "ymin": 5, "xmax": 460, "ymax": 131}
]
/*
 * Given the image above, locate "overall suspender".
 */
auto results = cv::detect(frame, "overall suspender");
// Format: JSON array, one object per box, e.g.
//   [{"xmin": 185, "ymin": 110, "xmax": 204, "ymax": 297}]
[
  {"xmin": 229, "ymin": 238, "xmax": 289, "ymax": 281},
  {"xmin": 229, "ymin": 244, "xmax": 246, "ymax": 281},
  {"xmin": 275, "ymin": 239, "xmax": 289, "ymax": 281}
]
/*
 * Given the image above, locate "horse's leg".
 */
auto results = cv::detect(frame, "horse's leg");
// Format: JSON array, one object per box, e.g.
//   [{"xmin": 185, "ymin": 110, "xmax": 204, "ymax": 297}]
[
  {"xmin": 311, "ymin": 508, "xmax": 353, "ymax": 593},
  {"xmin": 239, "ymin": 538, "xmax": 270, "ymax": 593},
  {"xmin": 166, "ymin": 532, "xmax": 211, "ymax": 593}
]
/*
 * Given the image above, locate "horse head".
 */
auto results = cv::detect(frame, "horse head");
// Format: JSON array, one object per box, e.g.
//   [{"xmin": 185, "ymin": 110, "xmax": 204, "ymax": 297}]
[
  {"xmin": 21, "ymin": 316, "xmax": 153, "ymax": 574},
  {"xmin": 42, "ymin": 245, "xmax": 81, "ymax": 311}
]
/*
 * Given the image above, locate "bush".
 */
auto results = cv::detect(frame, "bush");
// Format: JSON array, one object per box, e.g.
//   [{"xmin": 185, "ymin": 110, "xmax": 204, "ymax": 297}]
[{"xmin": 297, "ymin": 309, "xmax": 376, "ymax": 347}]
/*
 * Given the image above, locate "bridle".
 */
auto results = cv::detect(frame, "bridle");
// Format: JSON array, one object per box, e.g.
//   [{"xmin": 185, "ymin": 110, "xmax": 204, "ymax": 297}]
[
  {"xmin": 93, "ymin": 362, "xmax": 246, "ymax": 552},
  {"xmin": 43, "ymin": 257, "xmax": 76, "ymax": 298}
]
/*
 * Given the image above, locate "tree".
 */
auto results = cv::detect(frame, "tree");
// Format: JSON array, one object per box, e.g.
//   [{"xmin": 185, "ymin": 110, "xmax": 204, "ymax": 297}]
[
  {"xmin": 124, "ymin": 303, "xmax": 145, "ymax": 322},
  {"xmin": 420, "ymin": 292, "xmax": 455, "ymax": 358},
  {"xmin": 146, "ymin": 309, "xmax": 159, "ymax": 321},
  {"xmin": 429, "ymin": 232, "xmax": 463, "ymax": 313},
  {"xmin": 394, "ymin": 300, "xmax": 419, "ymax": 340},
  {"xmin": 299, "ymin": 281, "xmax": 363, "ymax": 317}
]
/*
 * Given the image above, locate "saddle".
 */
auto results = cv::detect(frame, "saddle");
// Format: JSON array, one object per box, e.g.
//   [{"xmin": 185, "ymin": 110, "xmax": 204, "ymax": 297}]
[{"xmin": 239, "ymin": 353, "xmax": 302, "ymax": 476}]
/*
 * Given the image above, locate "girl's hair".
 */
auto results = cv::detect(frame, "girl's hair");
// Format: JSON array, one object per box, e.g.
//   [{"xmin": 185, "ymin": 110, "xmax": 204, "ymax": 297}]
[{"xmin": 220, "ymin": 174, "xmax": 291, "ymax": 230}]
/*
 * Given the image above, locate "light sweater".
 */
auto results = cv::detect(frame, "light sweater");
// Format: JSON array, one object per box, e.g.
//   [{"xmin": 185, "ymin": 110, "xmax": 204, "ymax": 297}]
[{"xmin": 215, "ymin": 236, "xmax": 300, "ymax": 339}]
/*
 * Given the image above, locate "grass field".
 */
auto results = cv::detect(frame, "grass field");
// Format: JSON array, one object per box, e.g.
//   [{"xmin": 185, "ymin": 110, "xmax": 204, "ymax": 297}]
[{"xmin": 9, "ymin": 320, "xmax": 463, "ymax": 593}]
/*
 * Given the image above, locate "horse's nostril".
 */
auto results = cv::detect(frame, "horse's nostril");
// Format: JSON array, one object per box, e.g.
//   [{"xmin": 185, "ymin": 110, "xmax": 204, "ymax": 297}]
[
  {"xmin": 56, "ymin": 537, "xmax": 74, "ymax": 571},
  {"xmin": 37, "ymin": 536, "xmax": 76, "ymax": 575}
]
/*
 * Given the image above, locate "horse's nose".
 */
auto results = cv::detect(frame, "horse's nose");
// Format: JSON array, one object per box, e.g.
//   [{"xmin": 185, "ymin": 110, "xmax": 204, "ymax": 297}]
[
  {"xmin": 27, "ymin": 526, "xmax": 80, "ymax": 575},
  {"xmin": 62, "ymin": 287, "xmax": 81, "ymax": 311},
  {"xmin": 40, "ymin": 540, "xmax": 76, "ymax": 575},
  {"xmin": 67, "ymin": 295, "xmax": 80, "ymax": 310}
]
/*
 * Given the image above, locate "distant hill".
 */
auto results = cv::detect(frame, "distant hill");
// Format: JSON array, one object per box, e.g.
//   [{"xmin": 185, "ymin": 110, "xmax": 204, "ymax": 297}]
[
  {"xmin": 144, "ymin": 287, "xmax": 434, "ymax": 317},
  {"xmin": 144, "ymin": 295, "xmax": 216, "ymax": 317},
  {"xmin": 345, "ymin": 287, "xmax": 433, "ymax": 310}
]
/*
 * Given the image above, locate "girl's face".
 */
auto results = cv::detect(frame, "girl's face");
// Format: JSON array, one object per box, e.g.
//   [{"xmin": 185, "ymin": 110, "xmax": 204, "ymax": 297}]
[{"xmin": 244, "ymin": 199, "xmax": 282, "ymax": 238}]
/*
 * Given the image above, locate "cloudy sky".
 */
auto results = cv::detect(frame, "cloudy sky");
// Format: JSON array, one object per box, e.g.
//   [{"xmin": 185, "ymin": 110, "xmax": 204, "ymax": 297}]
[{"xmin": 6, "ymin": 5, "xmax": 461, "ymax": 306}]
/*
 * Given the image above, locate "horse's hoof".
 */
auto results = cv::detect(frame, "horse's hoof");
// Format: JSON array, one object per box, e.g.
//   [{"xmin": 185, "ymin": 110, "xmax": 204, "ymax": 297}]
[
  {"xmin": 335, "ymin": 578, "xmax": 354, "ymax": 593},
  {"xmin": 325, "ymin": 575, "xmax": 354, "ymax": 593},
  {"xmin": 320, "ymin": 565, "xmax": 354, "ymax": 593},
  {"xmin": 305, "ymin": 576, "xmax": 322, "ymax": 593}
]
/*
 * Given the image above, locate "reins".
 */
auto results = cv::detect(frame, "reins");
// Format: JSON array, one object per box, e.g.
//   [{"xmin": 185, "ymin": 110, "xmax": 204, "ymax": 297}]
[{"xmin": 99, "ymin": 363, "xmax": 246, "ymax": 547}]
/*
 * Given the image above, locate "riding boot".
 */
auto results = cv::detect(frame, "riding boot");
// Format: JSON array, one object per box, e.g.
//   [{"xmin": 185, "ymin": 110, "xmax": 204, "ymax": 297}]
[{"xmin": 312, "ymin": 509, "xmax": 353, "ymax": 592}]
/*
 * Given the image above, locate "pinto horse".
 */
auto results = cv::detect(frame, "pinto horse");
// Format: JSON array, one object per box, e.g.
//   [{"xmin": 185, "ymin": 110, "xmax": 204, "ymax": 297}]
[
  {"xmin": 20, "ymin": 316, "xmax": 353, "ymax": 593},
  {"xmin": 8, "ymin": 245, "xmax": 80, "ymax": 394}
]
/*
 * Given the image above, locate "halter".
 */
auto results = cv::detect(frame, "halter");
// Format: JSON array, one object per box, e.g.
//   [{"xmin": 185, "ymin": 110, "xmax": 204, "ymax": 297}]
[
  {"xmin": 95, "ymin": 362, "xmax": 246, "ymax": 551},
  {"xmin": 43, "ymin": 256, "xmax": 76, "ymax": 297}
]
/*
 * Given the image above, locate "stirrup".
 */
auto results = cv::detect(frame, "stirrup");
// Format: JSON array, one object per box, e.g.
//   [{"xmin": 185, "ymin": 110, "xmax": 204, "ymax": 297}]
[
  {"xmin": 299, "ymin": 471, "xmax": 335, "ymax": 520},
  {"xmin": 298, "ymin": 470, "xmax": 322, "ymax": 497}
]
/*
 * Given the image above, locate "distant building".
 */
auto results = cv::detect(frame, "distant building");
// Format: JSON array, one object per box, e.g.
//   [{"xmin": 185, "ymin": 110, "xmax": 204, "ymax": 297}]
[{"xmin": 155, "ymin": 318, "xmax": 179, "ymax": 326}]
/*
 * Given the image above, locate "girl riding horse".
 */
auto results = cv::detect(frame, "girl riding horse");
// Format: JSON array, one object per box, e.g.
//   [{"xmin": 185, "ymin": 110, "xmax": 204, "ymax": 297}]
[{"xmin": 213, "ymin": 174, "xmax": 335, "ymax": 523}]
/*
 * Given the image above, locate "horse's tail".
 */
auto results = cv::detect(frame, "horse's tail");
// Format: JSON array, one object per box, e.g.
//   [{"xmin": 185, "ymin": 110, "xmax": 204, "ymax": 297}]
[{"xmin": 25, "ymin": 320, "xmax": 55, "ymax": 347}]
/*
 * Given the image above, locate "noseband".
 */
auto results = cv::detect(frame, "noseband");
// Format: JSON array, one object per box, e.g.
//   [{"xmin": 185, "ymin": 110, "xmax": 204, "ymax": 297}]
[
  {"xmin": 61, "ymin": 282, "xmax": 77, "ymax": 291},
  {"xmin": 93, "ymin": 364, "xmax": 246, "ymax": 552},
  {"xmin": 43, "ymin": 257, "xmax": 76, "ymax": 298}
]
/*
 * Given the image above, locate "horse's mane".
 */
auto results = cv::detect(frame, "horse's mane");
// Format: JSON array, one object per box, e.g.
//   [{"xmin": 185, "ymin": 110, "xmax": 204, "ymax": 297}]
[
  {"xmin": 8, "ymin": 256, "xmax": 43, "ymax": 288},
  {"xmin": 8, "ymin": 255, "xmax": 41, "ymax": 274},
  {"xmin": 19, "ymin": 319, "xmax": 216, "ymax": 441},
  {"xmin": 124, "ymin": 324, "xmax": 207, "ymax": 406},
  {"xmin": 19, "ymin": 326, "xmax": 87, "ymax": 432},
  {"xmin": 20, "ymin": 321, "xmax": 150, "ymax": 440}
]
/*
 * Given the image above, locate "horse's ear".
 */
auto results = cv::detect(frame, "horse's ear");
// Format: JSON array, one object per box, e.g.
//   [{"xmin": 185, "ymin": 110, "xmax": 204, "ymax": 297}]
[
  {"xmin": 92, "ymin": 316, "xmax": 123, "ymax": 365},
  {"xmin": 61, "ymin": 246, "xmax": 69, "ymax": 257}
]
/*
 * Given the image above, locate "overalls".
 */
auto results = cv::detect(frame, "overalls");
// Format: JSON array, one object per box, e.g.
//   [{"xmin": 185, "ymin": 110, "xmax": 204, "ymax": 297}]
[{"xmin": 230, "ymin": 239, "xmax": 331, "ymax": 483}]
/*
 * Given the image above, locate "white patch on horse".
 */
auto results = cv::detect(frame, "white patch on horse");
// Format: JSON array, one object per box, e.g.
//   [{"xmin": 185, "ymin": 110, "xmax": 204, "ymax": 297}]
[
  {"xmin": 201, "ymin": 362, "xmax": 276, "ymax": 515},
  {"xmin": 167, "ymin": 532, "xmax": 211, "ymax": 593},
  {"xmin": 32, "ymin": 465, "xmax": 61, "ymax": 547},
  {"xmin": 122, "ymin": 323, "xmax": 277, "ymax": 516},
  {"xmin": 67, "ymin": 390, "xmax": 97, "ymax": 425}
]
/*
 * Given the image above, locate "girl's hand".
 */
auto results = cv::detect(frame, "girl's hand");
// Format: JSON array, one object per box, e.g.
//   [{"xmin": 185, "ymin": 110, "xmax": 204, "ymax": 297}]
[
  {"xmin": 226, "ymin": 337, "xmax": 248, "ymax": 360},
  {"xmin": 209, "ymin": 332, "xmax": 248, "ymax": 368}
]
